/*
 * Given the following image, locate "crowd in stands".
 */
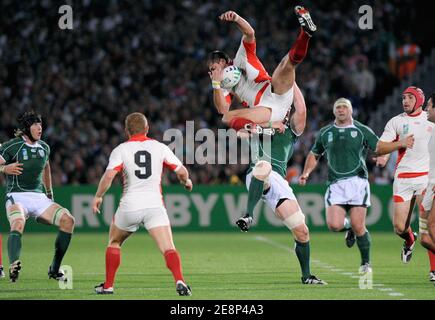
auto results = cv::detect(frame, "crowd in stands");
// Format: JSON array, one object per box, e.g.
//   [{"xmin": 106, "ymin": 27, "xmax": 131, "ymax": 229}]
[{"xmin": 0, "ymin": 0, "xmax": 425, "ymax": 187}]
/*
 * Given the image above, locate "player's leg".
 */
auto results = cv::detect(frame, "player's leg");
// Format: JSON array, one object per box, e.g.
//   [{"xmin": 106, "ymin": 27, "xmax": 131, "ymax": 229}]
[
  {"xmin": 429, "ymin": 199, "xmax": 435, "ymax": 244},
  {"xmin": 95, "ymin": 222, "xmax": 132, "ymax": 294},
  {"xmin": 6, "ymin": 201, "xmax": 26, "ymax": 282},
  {"xmin": 0, "ymin": 233, "xmax": 4, "ymax": 278},
  {"xmin": 37, "ymin": 203, "xmax": 75, "ymax": 279},
  {"xmin": 417, "ymin": 191, "xmax": 435, "ymax": 281},
  {"xmin": 275, "ymin": 199, "xmax": 326, "ymax": 285},
  {"xmin": 145, "ymin": 207, "xmax": 191, "ymax": 296},
  {"xmin": 222, "ymin": 107, "xmax": 272, "ymax": 131},
  {"xmin": 393, "ymin": 198, "xmax": 417, "ymax": 263},
  {"xmin": 270, "ymin": 6, "xmax": 316, "ymax": 95},
  {"xmin": 349, "ymin": 206, "xmax": 372, "ymax": 272},
  {"xmin": 237, "ymin": 161, "xmax": 272, "ymax": 232}
]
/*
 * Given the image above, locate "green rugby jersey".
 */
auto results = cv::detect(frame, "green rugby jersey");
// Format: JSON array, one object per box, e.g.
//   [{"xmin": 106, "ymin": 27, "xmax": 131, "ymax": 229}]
[
  {"xmin": 0, "ymin": 137, "xmax": 50, "ymax": 193},
  {"xmin": 311, "ymin": 120, "xmax": 379, "ymax": 185},
  {"xmin": 248, "ymin": 127, "xmax": 299, "ymax": 178}
]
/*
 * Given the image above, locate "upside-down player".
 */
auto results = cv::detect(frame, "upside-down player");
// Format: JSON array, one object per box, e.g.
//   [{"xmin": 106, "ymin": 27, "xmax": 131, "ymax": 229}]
[
  {"xmin": 208, "ymin": 6, "xmax": 316, "ymax": 132},
  {"xmin": 92, "ymin": 112, "xmax": 193, "ymax": 295},
  {"xmin": 376, "ymin": 86, "xmax": 435, "ymax": 281}
]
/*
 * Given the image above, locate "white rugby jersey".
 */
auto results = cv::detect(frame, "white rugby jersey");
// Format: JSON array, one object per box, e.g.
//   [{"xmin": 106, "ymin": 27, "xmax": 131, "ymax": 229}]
[
  {"xmin": 223, "ymin": 39, "xmax": 274, "ymax": 107},
  {"xmin": 379, "ymin": 111, "xmax": 434, "ymax": 178},
  {"xmin": 429, "ymin": 127, "xmax": 435, "ymax": 183},
  {"xmin": 106, "ymin": 134, "xmax": 182, "ymax": 211}
]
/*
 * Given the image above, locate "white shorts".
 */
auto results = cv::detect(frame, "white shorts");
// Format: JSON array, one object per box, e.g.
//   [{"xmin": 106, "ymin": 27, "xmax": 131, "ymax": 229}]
[
  {"xmin": 393, "ymin": 176, "xmax": 428, "ymax": 203},
  {"xmin": 325, "ymin": 176, "xmax": 371, "ymax": 208},
  {"xmin": 114, "ymin": 206, "xmax": 170, "ymax": 232},
  {"xmin": 421, "ymin": 183, "xmax": 435, "ymax": 212},
  {"xmin": 258, "ymin": 85, "xmax": 294, "ymax": 122},
  {"xmin": 246, "ymin": 170, "xmax": 297, "ymax": 212},
  {"xmin": 5, "ymin": 192, "xmax": 53, "ymax": 220}
]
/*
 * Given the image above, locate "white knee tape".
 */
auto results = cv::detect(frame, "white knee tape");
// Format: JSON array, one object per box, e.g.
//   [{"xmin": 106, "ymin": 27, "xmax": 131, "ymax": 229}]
[
  {"xmin": 53, "ymin": 208, "xmax": 71, "ymax": 226},
  {"xmin": 419, "ymin": 217, "xmax": 428, "ymax": 234},
  {"xmin": 283, "ymin": 210, "xmax": 305, "ymax": 230},
  {"xmin": 253, "ymin": 160, "xmax": 272, "ymax": 182}
]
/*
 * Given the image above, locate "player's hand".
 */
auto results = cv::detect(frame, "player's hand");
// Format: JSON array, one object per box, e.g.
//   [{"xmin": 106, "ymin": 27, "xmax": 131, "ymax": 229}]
[
  {"xmin": 400, "ymin": 134, "xmax": 414, "ymax": 149},
  {"xmin": 374, "ymin": 156, "xmax": 388, "ymax": 167},
  {"xmin": 3, "ymin": 162, "xmax": 23, "ymax": 175},
  {"xmin": 208, "ymin": 65, "xmax": 223, "ymax": 82},
  {"xmin": 271, "ymin": 121, "xmax": 285, "ymax": 133},
  {"xmin": 92, "ymin": 196, "xmax": 103, "ymax": 214},
  {"xmin": 219, "ymin": 11, "xmax": 240, "ymax": 22},
  {"xmin": 184, "ymin": 178, "xmax": 193, "ymax": 192},
  {"xmin": 298, "ymin": 173, "xmax": 309, "ymax": 186}
]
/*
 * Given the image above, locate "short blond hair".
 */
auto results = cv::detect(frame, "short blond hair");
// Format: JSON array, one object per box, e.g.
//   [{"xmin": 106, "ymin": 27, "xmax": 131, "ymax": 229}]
[
  {"xmin": 125, "ymin": 112, "xmax": 148, "ymax": 136},
  {"xmin": 333, "ymin": 98, "xmax": 353, "ymax": 114}
]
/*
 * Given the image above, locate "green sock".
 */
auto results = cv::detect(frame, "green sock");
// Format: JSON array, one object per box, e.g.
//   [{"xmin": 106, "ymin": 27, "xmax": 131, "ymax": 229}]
[
  {"xmin": 342, "ymin": 218, "xmax": 351, "ymax": 231},
  {"xmin": 295, "ymin": 240, "xmax": 311, "ymax": 280},
  {"xmin": 8, "ymin": 231, "xmax": 22, "ymax": 264},
  {"xmin": 356, "ymin": 231, "xmax": 371, "ymax": 265},
  {"xmin": 246, "ymin": 177, "xmax": 264, "ymax": 217},
  {"xmin": 50, "ymin": 230, "xmax": 72, "ymax": 272}
]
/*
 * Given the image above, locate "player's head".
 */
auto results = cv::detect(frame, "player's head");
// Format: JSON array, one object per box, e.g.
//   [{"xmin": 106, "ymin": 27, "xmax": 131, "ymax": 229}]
[
  {"xmin": 16, "ymin": 110, "xmax": 42, "ymax": 142},
  {"xmin": 402, "ymin": 86, "xmax": 425, "ymax": 114},
  {"xmin": 333, "ymin": 98, "xmax": 353, "ymax": 122},
  {"xmin": 426, "ymin": 92, "xmax": 435, "ymax": 124},
  {"xmin": 207, "ymin": 50, "xmax": 231, "ymax": 73},
  {"xmin": 125, "ymin": 112, "xmax": 149, "ymax": 138}
]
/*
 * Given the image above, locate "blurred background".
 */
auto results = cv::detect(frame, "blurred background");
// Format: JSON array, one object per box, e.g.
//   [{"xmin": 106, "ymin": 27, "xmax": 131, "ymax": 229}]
[{"xmin": 0, "ymin": 0, "xmax": 434, "ymax": 188}]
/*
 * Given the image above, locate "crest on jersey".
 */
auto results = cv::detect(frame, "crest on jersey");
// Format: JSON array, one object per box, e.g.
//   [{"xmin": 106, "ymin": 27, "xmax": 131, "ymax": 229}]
[
  {"xmin": 351, "ymin": 131, "xmax": 358, "ymax": 138},
  {"xmin": 403, "ymin": 124, "xmax": 409, "ymax": 134},
  {"xmin": 38, "ymin": 149, "xmax": 45, "ymax": 158}
]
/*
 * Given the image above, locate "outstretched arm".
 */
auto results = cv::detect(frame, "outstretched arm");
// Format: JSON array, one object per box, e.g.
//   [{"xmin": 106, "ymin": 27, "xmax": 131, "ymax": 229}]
[
  {"xmin": 92, "ymin": 169, "xmax": 118, "ymax": 214},
  {"xmin": 298, "ymin": 152, "xmax": 320, "ymax": 186},
  {"xmin": 219, "ymin": 11, "xmax": 255, "ymax": 43},
  {"xmin": 175, "ymin": 165, "xmax": 193, "ymax": 192},
  {"xmin": 376, "ymin": 135, "xmax": 414, "ymax": 155},
  {"xmin": 290, "ymin": 83, "xmax": 306, "ymax": 135}
]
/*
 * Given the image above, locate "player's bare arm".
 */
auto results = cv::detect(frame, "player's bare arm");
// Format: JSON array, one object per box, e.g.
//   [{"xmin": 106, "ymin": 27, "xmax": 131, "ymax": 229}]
[
  {"xmin": 92, "ymin": 169, "xmax": 119, "ymax": 214},
  {"xmin": 219, "ymin": 11, "xmax": 255, "ymax": 43},
  {"xmin": 209, "ymin": 65, "xmax": 230, "ymax": 114},
  {"xmin": 42, "ymin": 161, "xmax": 54, "ymax": 199},
  {"xmin": 299, "ymin": 152, "xmax": 320, "ymax": 186},
  {"xmin": 290, "ymin": 83, "xmax": 307, "ymax": 135},
  {"xmin": 376, "ymin": 134, "xmax": 415, "ymax": 155},
  {"xmin": 175, "ymin": 165, "xmax": 193, "ymax": 192},
  {"xmin": 0, "ymin": 157, "xmax": 23, "ymax": 175}
]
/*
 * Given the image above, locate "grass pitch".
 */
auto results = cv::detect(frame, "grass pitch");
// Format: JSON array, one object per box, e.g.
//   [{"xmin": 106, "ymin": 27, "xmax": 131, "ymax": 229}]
[{"xmin": 0, "ymin": 232, "xmax": 433, "ymax": 300}]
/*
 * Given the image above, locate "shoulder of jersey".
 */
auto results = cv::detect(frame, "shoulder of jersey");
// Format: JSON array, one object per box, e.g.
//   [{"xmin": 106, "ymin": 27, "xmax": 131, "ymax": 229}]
[
  {"xmin": 1, "ymin": 137, "xmax": 24, "ymax": 148},
  {"xmin": 38, "ymin": 140, "xmax": 50, "ymax": 149},
  {"xmin": 318, "ymin": 123, "xmax": 334, "ymax": 134}
]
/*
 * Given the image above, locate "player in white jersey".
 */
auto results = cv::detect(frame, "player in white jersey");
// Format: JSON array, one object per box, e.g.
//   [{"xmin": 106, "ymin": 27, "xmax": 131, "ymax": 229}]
[
  {"xmin": 421, "ymin": 93, "xmax": 435, "ymax": 281},
  {"xmin": 92, "ymin": 113, "xmax": 193, "ymax": 296},
  {"xmin": 208, "ymin": 6, "xmax": 316, "ymax": 133},
  {"xmin": 377, "ymin": 87, "xmax": 435, "ymax": 278}
]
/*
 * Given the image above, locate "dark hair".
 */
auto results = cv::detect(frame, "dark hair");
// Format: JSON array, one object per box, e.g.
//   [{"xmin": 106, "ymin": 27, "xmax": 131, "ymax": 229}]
[
  {"xmin": 207, "ymin": 50, "xmax": 231, "ymax": 65},
  {"xmin": 15, "ymin": 110, "xmax": 42, "ymax": 138}
]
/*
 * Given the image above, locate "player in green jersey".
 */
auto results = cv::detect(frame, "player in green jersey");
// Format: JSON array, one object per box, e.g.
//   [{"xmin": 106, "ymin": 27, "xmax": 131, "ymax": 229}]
[
  {"xmin": 0, "ymin": 111, "xmax": 75, "ymax": 282},
  {"xmin": 299, "ymin": 98, "xmax": 387, "ymax": 274},
  {"xmin": 236, "ymin": 84, "xmax": 327, "ymax": 284}
]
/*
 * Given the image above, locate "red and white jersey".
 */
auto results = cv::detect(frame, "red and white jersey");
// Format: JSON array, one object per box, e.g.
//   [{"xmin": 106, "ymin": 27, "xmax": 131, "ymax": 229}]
[
  {"xmin": 429, "ymin": 127, "xmax": 435, "ymax": 183},
  {"xmin": 223, "ymin": 39, "xmax": 273, "ymax": 107},
  {"xmin": 106, "ymin": 134, "xmax": 182, "ymax": 211},
  {"xmin": 379, "ymin": 111, "xmax": 434, "ymax": 178}
]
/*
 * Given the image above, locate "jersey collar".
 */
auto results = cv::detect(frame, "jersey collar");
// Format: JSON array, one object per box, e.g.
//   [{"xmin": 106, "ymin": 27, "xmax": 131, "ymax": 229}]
[
  {"xmin": 333, "ymin": 119, "xmax": 355, "ymax": 129},
  {"xmin": 406, "ymin": 110, "xmax": 423, "ymax": 117},
  {"xmin": 128, "ymin": 134, "xmax": 151, "ymax": 142},
  {"xmin": 21, "ymin": 136, "xmax": 41, "ymax": 148}
]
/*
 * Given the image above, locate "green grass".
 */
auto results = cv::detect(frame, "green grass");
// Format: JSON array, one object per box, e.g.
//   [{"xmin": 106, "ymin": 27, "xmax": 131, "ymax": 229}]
[{"xmin": 0, "ymin": 232, "xmax": 433, "ymax": 300}]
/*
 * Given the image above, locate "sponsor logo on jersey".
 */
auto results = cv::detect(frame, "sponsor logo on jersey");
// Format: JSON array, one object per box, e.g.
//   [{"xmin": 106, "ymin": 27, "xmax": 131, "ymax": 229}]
[
  {"xmin": 403, "ymin": 124, "xmax": 409, "ymax": 134},
  {"xmin": 328, "ymin": 132, "xmax": 333, "ymax": 142},
  {"xmin": 351, "ymin": 131, "xmax": 358, "ymax": 138},
  {"xmin": 22, "ymin": 149, "xmax": 28, "ymax": 161}
]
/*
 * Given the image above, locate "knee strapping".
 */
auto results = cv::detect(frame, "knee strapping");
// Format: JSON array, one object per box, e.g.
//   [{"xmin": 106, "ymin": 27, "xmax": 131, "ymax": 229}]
[
  {"xmin": 419, "ymin": 217, "xmax": 428, "ymax": 235},
  {"xmin": 283, "ymin": 210, "xmax": 305, "ymax": 230},
  {"xmin": 253, "ymin": 160, "xmax": 272, "ymax": 182},
  {"xmin": 53, "ymin": 208, "xmax": 73, "ymax": 227}
]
